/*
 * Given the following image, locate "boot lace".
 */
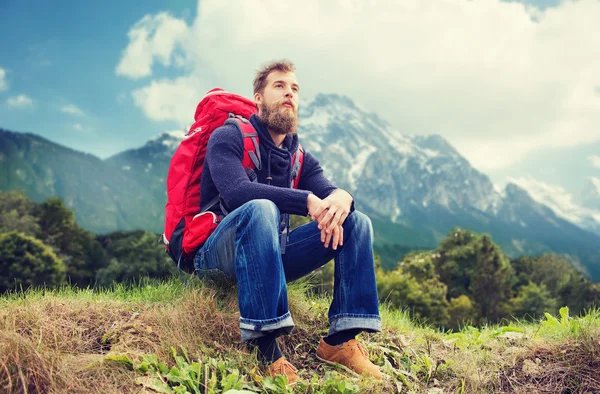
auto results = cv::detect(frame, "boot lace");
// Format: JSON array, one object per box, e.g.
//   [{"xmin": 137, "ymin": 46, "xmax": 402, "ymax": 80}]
[
  {"xmin": 272, "ymin": 358, "xmax": 298, "ymax": 375},
  {"xmin": 355, "ymin": 342, "xmax": 369, "ymax": 358}
]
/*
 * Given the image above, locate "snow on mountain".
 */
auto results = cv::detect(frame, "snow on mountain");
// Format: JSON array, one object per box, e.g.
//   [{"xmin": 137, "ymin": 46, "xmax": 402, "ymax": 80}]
[
  {"xmin": 297, "ymin": 93, "xmax": 502, "ymax": 221},
  {"xmin": 151, "ymin": 130, "xmax": 186, "ymax": 153},
  {"xmin": 508, "ymin": 176, "xmax": 600, "ymax": 235}
]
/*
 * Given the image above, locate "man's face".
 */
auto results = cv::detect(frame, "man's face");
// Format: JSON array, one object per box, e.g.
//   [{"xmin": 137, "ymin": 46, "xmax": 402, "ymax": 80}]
[{"xmin": 254, "ymin": 70, "xmax": 299, "ymax": 135}]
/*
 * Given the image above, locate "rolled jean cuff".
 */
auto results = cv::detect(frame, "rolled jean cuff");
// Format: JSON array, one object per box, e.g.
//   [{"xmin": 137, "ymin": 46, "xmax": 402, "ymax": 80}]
[
  {"xmin": 240, "ymin": 311, "xmax": 295, "ymax": 342},
  {"xmin": 328, "ymin": 313, "xmax": 382, "ymax": 336}
]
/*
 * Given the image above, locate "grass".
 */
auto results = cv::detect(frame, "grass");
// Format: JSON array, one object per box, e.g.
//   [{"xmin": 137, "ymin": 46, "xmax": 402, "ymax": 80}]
[{"xmin": 1, "ymin": 276, "xmax": 599, "ymax": 393}]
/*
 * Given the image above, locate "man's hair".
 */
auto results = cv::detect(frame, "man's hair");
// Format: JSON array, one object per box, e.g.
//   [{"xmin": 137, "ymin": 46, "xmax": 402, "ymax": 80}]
[{"xmin": 253, "ymin": 60, "xmax": 295, "ymax": 95}]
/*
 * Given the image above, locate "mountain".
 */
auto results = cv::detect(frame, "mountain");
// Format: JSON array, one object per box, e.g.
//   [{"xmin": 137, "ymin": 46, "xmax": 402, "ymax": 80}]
[
  {"xmin": 0, "ymin": 128, "xmax": 163, "ymax": 233},
  {"xmin": 1, "ymin": 94, "xmax": 600, "ymax": 279},
  {"xmin": 508, "ymin": 176, "xmax": 600, "ymax": 236},
  {"xmin": 297, "ymin": 95, "xmax": 600, "ymax": 277},
  {"xmin": 299, "ymin": 94, "xmax": 502, "ymax": 223},
  {"xmin": 104, "ymin": 130, "xmax": 185, "ymax": 206},
  {"xmin": 496, "ymin": 183, "xmax": 600, "ymax": 274}
]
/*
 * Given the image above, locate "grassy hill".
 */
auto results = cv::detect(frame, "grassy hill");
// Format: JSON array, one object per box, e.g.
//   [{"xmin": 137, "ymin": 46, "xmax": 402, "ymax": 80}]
[{"xmin": 1, "ymin": 277, "xmax": 599, "ymax": 393}]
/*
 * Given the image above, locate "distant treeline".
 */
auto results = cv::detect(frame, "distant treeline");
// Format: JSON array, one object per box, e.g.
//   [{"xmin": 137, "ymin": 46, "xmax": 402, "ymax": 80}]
[
  {"xmin": 0, "ymin": 191, "xmax": 177, "ymax": 292},
  {"xmin": 291, "ymin": 216, "xmax": 600, "ymax": 330},
  {"xmin": 2, "ymin": 191, "xmax": 599, "ymax": 330}
]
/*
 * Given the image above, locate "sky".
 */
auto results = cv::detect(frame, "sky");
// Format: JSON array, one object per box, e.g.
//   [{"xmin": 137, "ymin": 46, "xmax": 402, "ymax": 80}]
[{"xmin": 1, "ymin": 0, "xmax": 599, "ymax": 199}]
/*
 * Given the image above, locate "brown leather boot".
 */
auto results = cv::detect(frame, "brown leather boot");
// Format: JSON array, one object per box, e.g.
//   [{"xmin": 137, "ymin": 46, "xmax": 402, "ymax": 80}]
[
  {"xmin": 316, "ymin": 338, "xmax": 382, "ymax": 379},
  {"xmin": 265, "ymin": 356, "xmax": 299, "ymax": 386}
]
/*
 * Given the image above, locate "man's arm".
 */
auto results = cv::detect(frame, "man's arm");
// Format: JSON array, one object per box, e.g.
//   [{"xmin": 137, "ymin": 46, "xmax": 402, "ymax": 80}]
[
  {"xmin": 206, "ymin": 125, "xmax": 311, "ymax": 215},
  {"xmin": 298, "ymin": 152, "xmax": 355, "ymax": 211}
]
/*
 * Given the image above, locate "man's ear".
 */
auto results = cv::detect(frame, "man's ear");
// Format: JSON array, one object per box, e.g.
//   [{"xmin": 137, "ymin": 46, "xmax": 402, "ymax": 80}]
[{"xmin": 254, "ymin": 93, "xmax": 262, "ymax": 113}]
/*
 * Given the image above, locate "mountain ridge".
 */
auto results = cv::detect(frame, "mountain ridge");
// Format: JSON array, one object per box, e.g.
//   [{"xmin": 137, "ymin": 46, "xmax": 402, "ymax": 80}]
[{"xmin": 1, "ymin": 93, "xmax": 599, "ymax": 279}]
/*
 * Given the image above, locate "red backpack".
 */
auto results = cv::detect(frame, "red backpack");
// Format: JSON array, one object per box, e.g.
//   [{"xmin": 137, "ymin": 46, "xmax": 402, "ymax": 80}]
[{"xmin": 162, "ymin": 88, "xmax": 304, "ymax": 271}]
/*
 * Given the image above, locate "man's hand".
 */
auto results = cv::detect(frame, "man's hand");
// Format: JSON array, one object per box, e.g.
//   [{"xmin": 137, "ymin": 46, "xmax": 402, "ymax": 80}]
[
  {"xmin": 311, "ymin": 189, "xmax": 353, "ymax": 235},
  {"xmin": 307, "ymin": 193, "xmax": 344, "ymax": 250},
  {"xmin": 322, "ymin": 224, "xmax": 343, "ymax": 250}
]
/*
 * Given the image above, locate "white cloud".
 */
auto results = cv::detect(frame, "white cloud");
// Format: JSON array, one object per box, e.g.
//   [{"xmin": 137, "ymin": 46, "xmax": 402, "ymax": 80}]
[
  {"xmin": 0, "ymin": 68, "xmax": 7, "ymax": 92},
  {"xmin": 117, "ymin": 0, "xmax": 600, "ymax": 169},
  {"xmin": 115, "ymin": 12, "xmax": 189, "ymax": 79},
  {"xmin": 590, "ymin": 177, "xmax": 600, "ymax": 195},
  {"xmin": 7, "ymin": 94, "xmax": 33, "ymax": 108},
  {"xmin": 131, "ymin": 75, "xmax": 207, "ymax": 126},
  {"xmin": 61, "ymin": 104, "xmax": 85, "ymax": 117},
  {"xmin": 589, "ymin": 155, "xmax": 600, "ymax": 169},
  {"xmin": 73, "ymin": 123, "xmax": 93, "ymax": 133}
]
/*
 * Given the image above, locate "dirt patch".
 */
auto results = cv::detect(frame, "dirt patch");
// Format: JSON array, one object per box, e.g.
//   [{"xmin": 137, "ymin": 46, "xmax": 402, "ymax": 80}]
[{"xmin": 498, "ymin": 339, "xmax": 600, "ymax": 393}]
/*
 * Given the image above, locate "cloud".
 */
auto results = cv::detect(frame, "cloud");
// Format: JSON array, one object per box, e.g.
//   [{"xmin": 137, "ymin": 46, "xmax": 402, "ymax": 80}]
[
  {"xmin": 115, "ymin": 12, "xmax": 189, "ymax": 79},
  {"xmin": 73, "ymin": 123, "xmax": 93, "ymax": 133},
  {"xmin": 0, "ymin": 67, "xmax": 7, "ymax": 92},
  {"xmin": 117, "ymin": 0, "xmax": 600, "ymax": 170},
  {"xmin": 61, "ymin": 104, "xmax": 85, "ymax": 117},
  {"xmin": 590, "ymin": 155, "xmax": 600, "ymax": 169},
  {"xmin": 7, "ymin": 94, "xmax": 33, "ymax": 108},
  {"xmin": 131, "ymin": 75, "xmax": 207, "ymax": 125}
]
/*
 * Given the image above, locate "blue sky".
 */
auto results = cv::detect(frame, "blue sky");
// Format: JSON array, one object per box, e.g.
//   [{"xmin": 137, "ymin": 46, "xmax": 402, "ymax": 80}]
[
  {"xmin": 1, "ymin": 0, "xmax": 599, "ymax": 199},
  {"xmin": 0, "ymin": 1, "xmax": 196, "ymax": 156}
]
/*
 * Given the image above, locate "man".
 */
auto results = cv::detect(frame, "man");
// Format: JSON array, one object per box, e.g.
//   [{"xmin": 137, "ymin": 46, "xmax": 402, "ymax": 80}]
[{"xmin": 195, "ymin": 60, "xmax": 382, "ymax": 384}]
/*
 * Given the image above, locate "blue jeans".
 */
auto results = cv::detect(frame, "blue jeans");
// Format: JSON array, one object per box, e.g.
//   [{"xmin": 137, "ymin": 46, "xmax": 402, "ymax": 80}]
[{"xmin": 194, "ymin": 199, "xmax": 381, "ymax": 342}]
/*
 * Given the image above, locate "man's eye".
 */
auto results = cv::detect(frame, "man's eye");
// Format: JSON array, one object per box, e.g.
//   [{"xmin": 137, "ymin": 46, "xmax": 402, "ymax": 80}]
[
  {"xmin": 292, "ymin": 87, "xmax": 298, "ymax": 92},
  {"xmin": 275, "ymin": 84, "xmax": 283, "ymax": 88}
]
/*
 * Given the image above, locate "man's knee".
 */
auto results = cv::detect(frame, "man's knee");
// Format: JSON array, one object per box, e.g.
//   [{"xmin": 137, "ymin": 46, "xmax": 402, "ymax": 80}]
[
  {"xmin": 239, "ymin": 199, "xmax": 280, "ymax": 226},
  {"xmin": 344, "ymin": 210, "xmax": 374, "ymax": 237}
]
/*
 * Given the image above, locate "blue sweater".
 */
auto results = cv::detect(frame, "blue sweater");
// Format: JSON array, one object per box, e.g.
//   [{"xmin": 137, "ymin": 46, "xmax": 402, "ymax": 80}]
[{"xmin": 200, "ymin": 114, "xmax": 339, "ymax": 217}]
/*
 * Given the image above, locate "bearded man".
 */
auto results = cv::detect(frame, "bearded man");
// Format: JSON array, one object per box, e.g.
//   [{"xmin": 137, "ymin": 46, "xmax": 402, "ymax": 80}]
[{"xmin": 196, "ymin": 60, "xmax": 382, "ymax": 384}]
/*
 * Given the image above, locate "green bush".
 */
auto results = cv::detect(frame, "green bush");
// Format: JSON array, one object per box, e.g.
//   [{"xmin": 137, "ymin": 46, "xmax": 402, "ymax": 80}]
[
  {"xmin": 511, "ymin": 281, "xmax": 558, "ymax": 319},
  {"xmin": 0, "ymin": 191, "xmax": 40, "ymax": 236},
  {"xmin": 447, "ymin": 295, "xmax": 476, "ymax": 330},
  {"xmin": 0, "ymin": 231, "xmax": 66, "ymax": 292},
  {"xmin": 95, "ymin": 230, "xmax": 178, "ymax": 286}
]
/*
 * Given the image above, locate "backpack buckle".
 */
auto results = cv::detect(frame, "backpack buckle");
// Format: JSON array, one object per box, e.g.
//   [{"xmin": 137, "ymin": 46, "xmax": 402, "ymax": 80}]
[{"xmin": 228, "ymin": 113, "xmax": 249, "ymax": 123}]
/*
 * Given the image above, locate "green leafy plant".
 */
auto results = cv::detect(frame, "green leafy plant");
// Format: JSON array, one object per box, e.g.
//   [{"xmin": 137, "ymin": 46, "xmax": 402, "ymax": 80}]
[{"xmin": 133, "ymin": 348, "xmax": 248, "ymax": 394}]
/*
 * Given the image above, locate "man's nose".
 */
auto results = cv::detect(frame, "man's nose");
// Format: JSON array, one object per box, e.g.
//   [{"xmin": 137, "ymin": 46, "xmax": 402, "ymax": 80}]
[{"xmin": 284, "ymin": 87, "xmax": 294, "ymax": 98}]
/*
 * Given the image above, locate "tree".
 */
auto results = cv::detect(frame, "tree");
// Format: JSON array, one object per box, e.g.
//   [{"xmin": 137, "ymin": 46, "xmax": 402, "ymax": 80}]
[
  {"xmin": 0, "ymin": 191, "xmax": 40, "ymax": 236},
  {"xmin": 470, "ymin": 235, "xmax": 513, "ymax": 323},
  {"xmin": 399, "ymin": 251, "xmax": 438, "ymax": 282},
  {"xmin": 95, "ymin": 230, "xmax": 178, "ymax": 286},
  {"xmin": 0, "ymin": 231, "xmax": 66, "ymax": 292},
  {"xmin": 377, "ymin": 266, "xmax": 449, "ymax": 327},
  {"xmin": 435, "ymin": 229, "xmax": 513, "ymax": 324},
  {"xmin": 511, "ymin": 254, "xmax": 600, "ymax": 315},
  {"xmin": 447, "ymin": 295, "xmax": 476, "ymax": 330},
  {"xmin": 435, "ymin": 228, "xmax": 479, "ymax": 299},
  {"xmin": 35, "ymin": 197, "xmax": 108, "ymax": 287},
  {"xmin": 511, "ymin": 281, "xmax": 558, "ymax": 319}
]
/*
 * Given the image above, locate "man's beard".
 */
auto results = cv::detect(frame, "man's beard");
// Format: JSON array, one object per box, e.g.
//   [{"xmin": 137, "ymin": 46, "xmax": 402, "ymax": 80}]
[{"xmin": 259, "ymin": 99, "xmax": 298, "ymax": 135}]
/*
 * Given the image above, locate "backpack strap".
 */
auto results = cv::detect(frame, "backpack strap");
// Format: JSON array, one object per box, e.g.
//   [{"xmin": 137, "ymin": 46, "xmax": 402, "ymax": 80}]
[
  {"xmin": 291, "ymin": 144, "xmax": 304, "ymax": 189},
  {"xmin": 218, "ymin": 116, "xmax": 261, "ymax": 216},
  {"xmin": 224, "ymin": 116, "xmax": 261, "ymax": 171}
]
